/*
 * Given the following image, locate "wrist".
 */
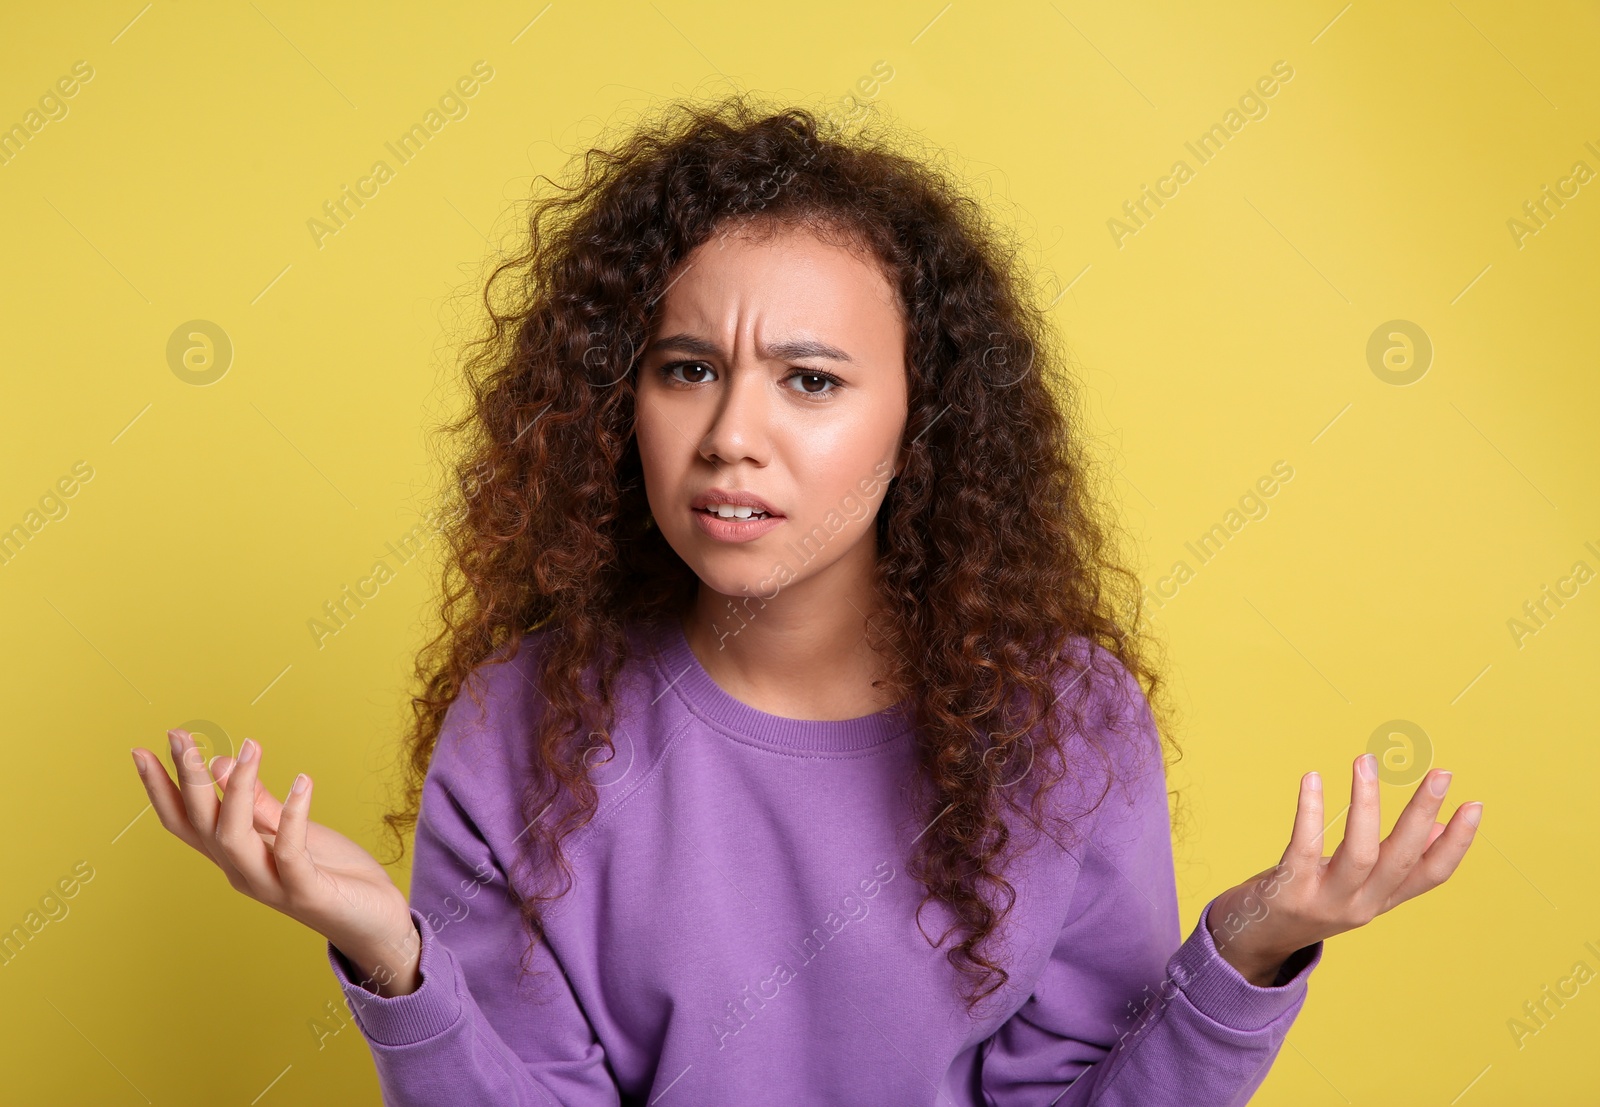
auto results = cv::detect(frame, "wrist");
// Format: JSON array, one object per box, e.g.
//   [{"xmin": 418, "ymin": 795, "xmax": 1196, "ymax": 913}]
[
  {"xmin": 335, "ymin": 911, "xmax": 423, "ymax": 997},
  {"xmin": 1206, "ymin": 892, "xmax": 1299, "ymax": 987},
  {"xmin": 1216, "ymin": 939, "xmax": 1294, "ymax": 987}
]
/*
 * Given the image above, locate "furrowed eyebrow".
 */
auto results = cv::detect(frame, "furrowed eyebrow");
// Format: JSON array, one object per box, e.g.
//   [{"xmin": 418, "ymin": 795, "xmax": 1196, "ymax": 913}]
[{"xmin": 645, "ymin": 332, "xmax": 856, "ymax": 365}]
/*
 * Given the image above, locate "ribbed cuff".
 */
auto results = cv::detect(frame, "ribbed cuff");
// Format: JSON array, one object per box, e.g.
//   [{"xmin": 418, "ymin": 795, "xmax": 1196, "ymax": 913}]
[
  {"xmin": 325, "ymin": 907, "xmax": 465, "ymax": 1047},
  {"xmin": 1165, "ymin": 895, "xmax": 1323, "ymax": 1033}
]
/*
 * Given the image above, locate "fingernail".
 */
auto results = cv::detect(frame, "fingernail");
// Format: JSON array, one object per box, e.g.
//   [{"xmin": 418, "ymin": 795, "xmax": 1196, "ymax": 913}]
[
  {"xmin": 168, "ymin": 731, "xmax": 183, "ymax": 759},
  {"xmin": 1357, "ymin": 754, "xmax": 1376, "ymax": 781},
  {"xmin": 1429, "ymin": 770, "xmax": 1452, "ymax": 798},
  {"xmin": 291, "ymin": 773, "xmax": 308, "ymax": 796},
  {"xmin": 1463, "ymin": 802, "xmax": 1482, "ymax": 827},
  {"xmin": 1306, "ymin": 771, "xmax": 1321, "ymax": 792},
  {"xmin": 131, "ymin": 749, "xmax": 144, "ymax": 776},
  {"xmin": 240, "ymin": 738, "xmax": 257, "ymax": 764}
]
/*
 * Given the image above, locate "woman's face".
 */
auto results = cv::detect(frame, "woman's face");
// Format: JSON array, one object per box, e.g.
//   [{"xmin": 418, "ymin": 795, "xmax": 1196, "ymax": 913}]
[{"xmin": 634, "ymin": 219, "xmax": 909, "ymax": 610}]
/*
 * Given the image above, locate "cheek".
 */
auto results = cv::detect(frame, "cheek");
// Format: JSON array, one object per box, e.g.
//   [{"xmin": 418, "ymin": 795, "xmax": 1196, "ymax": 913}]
[
  {"xmin": 634, "ymin": 410, "xmax": 696, "ymax": 529},
  {"xmin": 795, "ymin": 407, "xmax": 899, "ymax": 477},
  {"xmin": 784, "ymin": 428, "xmax": 893, "ymax": 519},
  {"xmin": 633, "ymin": 401, "xmax": 674, "ymax": 485},
  {"xmin": 637, "ymin": 441, "xmax": 674, "ymax": 508}
]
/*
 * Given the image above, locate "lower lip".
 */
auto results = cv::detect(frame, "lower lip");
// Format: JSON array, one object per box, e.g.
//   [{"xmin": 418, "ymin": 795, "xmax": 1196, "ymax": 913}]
[{"xmin": 692, "ymin": 508, "xmax": 785, "ymax": 543}]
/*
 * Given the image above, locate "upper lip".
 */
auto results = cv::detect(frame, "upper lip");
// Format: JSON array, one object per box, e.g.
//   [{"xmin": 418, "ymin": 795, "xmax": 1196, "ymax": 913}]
[{"xmin": 691, "ymin": 488, "xmax": 784, "ymax": 517}]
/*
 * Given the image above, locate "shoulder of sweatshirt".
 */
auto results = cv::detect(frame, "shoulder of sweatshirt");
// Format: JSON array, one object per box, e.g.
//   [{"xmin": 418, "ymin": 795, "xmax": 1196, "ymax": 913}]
[
  {"xmin": 1023, "ymin": 635, "xmax": 1168, "ymax": 833},
  {"xmin": 420, "ymin": 623, "xmax": 682, "ymax": 872},
  {"xmin": 421, "ymin": 629, "xmax": 547, "ymax": 810}
]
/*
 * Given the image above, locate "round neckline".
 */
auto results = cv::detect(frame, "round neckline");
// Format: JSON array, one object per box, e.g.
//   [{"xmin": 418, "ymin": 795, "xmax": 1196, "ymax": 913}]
[{"xmin": 650, "ymin": 615, "xmax": 915, "ymax": 753}]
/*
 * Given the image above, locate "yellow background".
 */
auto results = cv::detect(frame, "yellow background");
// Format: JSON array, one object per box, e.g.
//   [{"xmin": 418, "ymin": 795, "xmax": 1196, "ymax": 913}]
[{"xmin": 2, "ymin": 1, "xmax": 1595, "ymax": 1103}]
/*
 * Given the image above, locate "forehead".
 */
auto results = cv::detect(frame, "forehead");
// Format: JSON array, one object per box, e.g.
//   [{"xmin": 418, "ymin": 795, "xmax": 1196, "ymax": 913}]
[{"xmin": 650, "ymin": 221, "xmax": 905, "ymax": 355}]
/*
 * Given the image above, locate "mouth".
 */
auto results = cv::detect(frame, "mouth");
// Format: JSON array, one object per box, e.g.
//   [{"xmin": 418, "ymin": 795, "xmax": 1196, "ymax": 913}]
[
  {"xmin": 694, "ymin": 506, "xmax": 776, "ymax": 521},
  {"xmin": 690, "ymin": 502, "xmax": 786, "ymax": 543},
  {"xmin": 689, "ymin": 489, "xmax": 785, "ymax": 519}
]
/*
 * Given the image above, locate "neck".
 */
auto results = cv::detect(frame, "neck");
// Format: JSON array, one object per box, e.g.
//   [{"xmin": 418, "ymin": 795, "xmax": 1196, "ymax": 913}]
[{"xmin": 680, "ymin": 574, "xmax": 898, "ymax": 721}]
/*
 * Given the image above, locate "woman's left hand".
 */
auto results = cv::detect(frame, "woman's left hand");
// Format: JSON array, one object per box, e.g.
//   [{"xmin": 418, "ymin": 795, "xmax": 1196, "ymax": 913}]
[{"xmin": 1207, "ymin": 753, "xmax": 1482, "ymax": 986}]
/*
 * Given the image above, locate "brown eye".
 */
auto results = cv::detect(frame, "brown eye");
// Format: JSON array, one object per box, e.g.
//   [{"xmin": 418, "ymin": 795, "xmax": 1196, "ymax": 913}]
[
  {"xmin": 785, "ymin": 370, "xmax": 842, "ymax": 396},
  {"xmin": 661, "ymin": 361, "xmax": 716, "ymax": 385}
]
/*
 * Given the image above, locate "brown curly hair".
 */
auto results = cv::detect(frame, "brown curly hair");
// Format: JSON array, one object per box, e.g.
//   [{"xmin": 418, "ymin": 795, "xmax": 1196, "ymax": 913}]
[{"xmin": 377, "ymin": 90, "xmax": 1184, "ymax": 1017}]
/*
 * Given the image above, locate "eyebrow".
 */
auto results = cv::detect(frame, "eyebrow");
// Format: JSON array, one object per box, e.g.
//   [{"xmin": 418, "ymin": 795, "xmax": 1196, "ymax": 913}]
[{"xmin": 644, "ymin": 332, "xmax": 857, "ymax": 365}]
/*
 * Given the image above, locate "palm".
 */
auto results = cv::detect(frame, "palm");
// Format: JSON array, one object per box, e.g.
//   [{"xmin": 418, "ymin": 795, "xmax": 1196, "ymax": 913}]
[
  {"xmin": 131, "ymin": 732, "xmax": 414, "ymax": 963},
  {"xmin": 1211, "ymin": 756, "xmax": 1480, "ymax": 980},
  {"xmin": 252, "ymin": 803, "xmax": 406, "ymax": 941}
]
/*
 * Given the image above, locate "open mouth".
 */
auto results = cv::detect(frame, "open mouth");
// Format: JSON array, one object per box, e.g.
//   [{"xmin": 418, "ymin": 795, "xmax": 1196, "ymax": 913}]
[{"xmin": 696, "ymin": 507, "xmax": 775, "ymax": 521}]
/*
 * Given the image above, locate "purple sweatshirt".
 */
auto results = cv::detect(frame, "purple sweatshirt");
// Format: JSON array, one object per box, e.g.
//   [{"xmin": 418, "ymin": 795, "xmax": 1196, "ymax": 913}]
[{"xmin": 326, "ymin": 617, "xmax": 1323, "ymax": 1105}]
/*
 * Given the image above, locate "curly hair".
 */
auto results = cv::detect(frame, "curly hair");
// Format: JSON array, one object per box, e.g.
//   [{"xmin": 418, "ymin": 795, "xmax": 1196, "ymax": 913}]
[{"xmin": 377, "ymin": 90, "xmax": 1184, "ymax": 1016}]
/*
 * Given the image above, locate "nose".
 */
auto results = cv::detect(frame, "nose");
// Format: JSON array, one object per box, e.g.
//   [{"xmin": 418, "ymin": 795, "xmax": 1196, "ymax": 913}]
[{"xmin": 698, "ymin": 362, "xmax": 771, "ymax": 468}]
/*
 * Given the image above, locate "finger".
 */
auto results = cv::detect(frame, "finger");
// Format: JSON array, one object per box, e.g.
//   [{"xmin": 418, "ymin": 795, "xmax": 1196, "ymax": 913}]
[
  {"xmin": 207, "ymin": 754, "xmax": 286, "ymax": 835},
  {"xmin": 214, "ymin": 739, "xmax": 278, "ymax": 896},
  {"xmin": 1283, "ymin": 770, "xmax": 1326, "ymax": 873},
  {"xmin": 1360, "ymin": 768, "xmax": 1453, "ymax": 905},
  {"xmin": 273, "ymin": 772, "xmax": 317, "ymax": 898},
  {"xmin": 131, "ymin": 746, "xmax": 211, "ymax": 859},
  {"xmin": 1325, "ymin": 753, "xmax": 1382, "ymax": 898},
  {"xmin": 170, "ymin": 729, "xmax": 223, "ymax": 837},
  {"xmin": 168, "ymin": 729, "xmax": 247, "ymax": 886},
  {"xmin": 1385, "ymin": 802, "xmax": 1482, "ymax": 908}
]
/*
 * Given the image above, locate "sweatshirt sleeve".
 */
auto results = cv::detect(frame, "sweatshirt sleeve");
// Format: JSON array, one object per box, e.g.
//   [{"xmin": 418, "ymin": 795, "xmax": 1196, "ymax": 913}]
[
  {"xmin": 324, "ymin": 677, "xmax": 621, "ymax": 1106},
  {"xmin": 980, "ymin": 659, "xmax": 1324, "ymax": 1107}
]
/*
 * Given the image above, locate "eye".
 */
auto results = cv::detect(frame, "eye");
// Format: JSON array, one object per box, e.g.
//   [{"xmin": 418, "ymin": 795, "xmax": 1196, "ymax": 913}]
[
  {"xmin": 658, "ymin": 360, "xmax": 717, "ymax": 385},
  {"xmin": 784, "ymin": 369, "xmax": 843, "ymax": 397}
]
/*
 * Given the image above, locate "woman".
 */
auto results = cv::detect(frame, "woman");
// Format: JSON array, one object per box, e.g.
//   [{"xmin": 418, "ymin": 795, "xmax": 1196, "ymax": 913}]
[{"xmin": 130, "ymin": 95, "xmax": 1481, "ymax": 1105}]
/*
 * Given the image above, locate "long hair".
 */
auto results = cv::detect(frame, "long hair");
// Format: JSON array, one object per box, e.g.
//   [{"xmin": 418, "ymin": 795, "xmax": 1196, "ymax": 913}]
[{"xmin": 378, "ymin": 91, "xmax": 1183, "ymax": 1015}]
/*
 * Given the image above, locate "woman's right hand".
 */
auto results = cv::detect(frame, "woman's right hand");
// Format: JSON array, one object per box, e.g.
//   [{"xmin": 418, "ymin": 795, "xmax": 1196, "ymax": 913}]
[{"xmin": 130, "ymin": 728, "xmax": 422, "ymax": 996}]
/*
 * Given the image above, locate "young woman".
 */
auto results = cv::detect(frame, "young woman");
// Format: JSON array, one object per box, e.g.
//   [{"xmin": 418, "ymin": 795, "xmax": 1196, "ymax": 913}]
[{"xmin": 130, "ymin": 96, "xmax": 1481, "ymax": 1106}]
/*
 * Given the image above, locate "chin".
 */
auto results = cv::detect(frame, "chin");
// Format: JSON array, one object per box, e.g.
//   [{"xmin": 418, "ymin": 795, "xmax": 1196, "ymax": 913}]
[{"xmin": 686, "ymin": 561, "xmax": 780, "ymax": 602}]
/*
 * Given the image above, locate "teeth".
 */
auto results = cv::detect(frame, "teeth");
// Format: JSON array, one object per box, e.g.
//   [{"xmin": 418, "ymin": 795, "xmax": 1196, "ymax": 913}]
[{"xmin": 704, "ymin": 504, "xmax": 768, "ymax": 519}]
